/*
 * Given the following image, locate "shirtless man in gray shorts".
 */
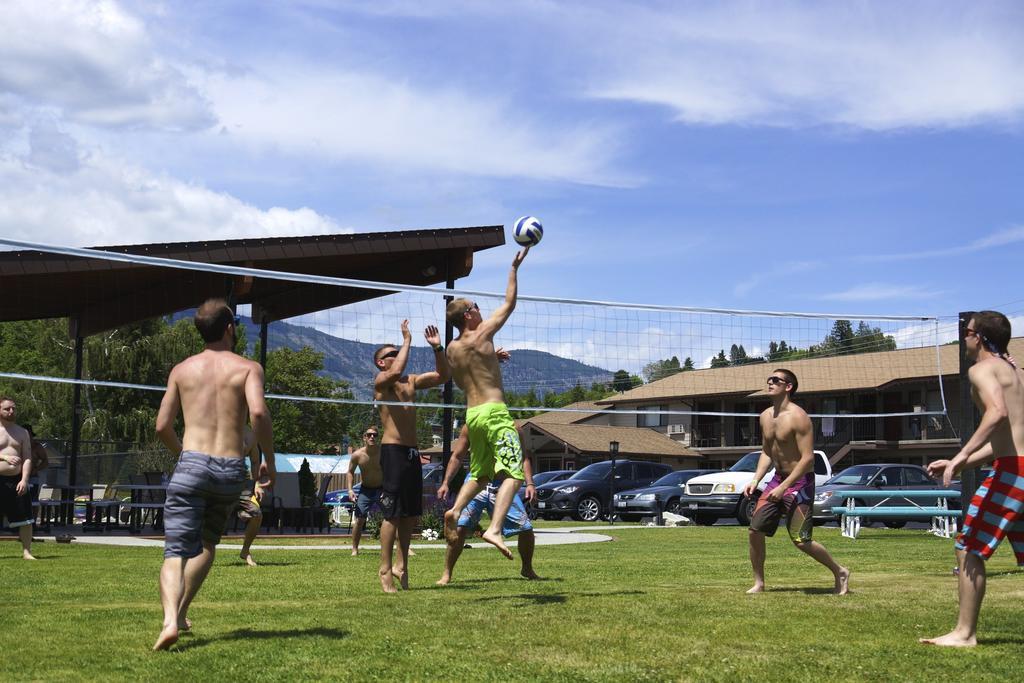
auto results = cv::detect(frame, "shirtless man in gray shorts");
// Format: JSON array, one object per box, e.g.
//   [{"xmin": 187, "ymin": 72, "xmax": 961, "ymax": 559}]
[
  {"xmin": 152, "ymin": 299, "xmax": 275, "ymax": 651},
  {"xmin": 347, "ymin": 425, "xmax": 383, "ymax": 556}
]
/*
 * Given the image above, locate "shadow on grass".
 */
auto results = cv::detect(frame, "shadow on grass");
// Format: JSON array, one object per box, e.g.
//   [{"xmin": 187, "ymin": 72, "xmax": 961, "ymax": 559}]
[
  {"xmin": 759, "ymin": 587, "xmax": 841, "ymax": 595},
  {"xmin": 0, "ymin": 555, "xmax": 59, "ymax": 561},
  {"xmin": 427, "ymin": 576, "xmax": 565, "ymax": 592},
  {"xmin": 979, "ymin": 636, "xmax": 1024, "ymax": 646},
  {"xmin": 230, "ymin": 561, "xmax": 296, "ymax": 567},
  {"xmin": 475, "ymin": 589, "xmax": 645, "ymax": 606},
  {"xmin": 173, "ymin": 626, "xmax": 350, "ymax": 652}
]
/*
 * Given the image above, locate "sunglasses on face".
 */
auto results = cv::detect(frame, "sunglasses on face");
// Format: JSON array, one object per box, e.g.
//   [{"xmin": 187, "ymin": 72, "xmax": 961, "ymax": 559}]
[
  {"xmin": 465, "ymin": 303, "xmax": 479, "ymax": 314},
  {"xmin": 766, "ymin": 376, "xmax": 790, "ymax": 386},
  {"xmin": 965, "ymin": 328, "xmax": 979, "ymax": 338},
  {"xmin": 364, "ymin": 432, "xmax": 378, "ymax": 438},
  {"xmin": 379, "ymin": 350, "xmax": 399, "ymax": 361}
]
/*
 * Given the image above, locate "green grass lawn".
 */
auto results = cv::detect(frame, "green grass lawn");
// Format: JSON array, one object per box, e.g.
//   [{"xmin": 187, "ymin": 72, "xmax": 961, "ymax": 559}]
[{"xmin": 3, "ymin": 525, "xmax": 1022, "ymax": 682}]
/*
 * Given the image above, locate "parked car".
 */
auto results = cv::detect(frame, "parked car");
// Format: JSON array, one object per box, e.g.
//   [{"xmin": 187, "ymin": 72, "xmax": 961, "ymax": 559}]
[
  {"xmin": 679, "ymin": 450, "xmax": 833, "ymax": 525},
  {"xmin": 613, "ymin": 469, "xmax": 707, "ymax": 521},
  {"xmin": 812, "ymin": 463, "xmax": 959, "ymax": 527},
  {"xmin": 326, "ymin": 462, "xmax": 448, "ymax": 512},
  {"xmin": 533, "ymin": 460, "xmax": 673, "ymax": 522},
  {"xmin": 522, "ymin": 469, "xmax": 574, "ymax": 516}
]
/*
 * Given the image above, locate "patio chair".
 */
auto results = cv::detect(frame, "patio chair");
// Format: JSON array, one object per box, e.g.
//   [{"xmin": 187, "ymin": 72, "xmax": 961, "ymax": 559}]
[
  {"xmin": 34, "ymin": 485, "xmax": 64, "ymax": 532},
  {"xmin": 87, "ymin": 484, "xmax": 122, "ymax": 531}
]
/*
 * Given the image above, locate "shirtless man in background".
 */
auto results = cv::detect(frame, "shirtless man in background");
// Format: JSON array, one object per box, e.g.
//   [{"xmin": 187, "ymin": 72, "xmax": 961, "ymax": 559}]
[
  {"xmin": 744, "ymin": 368, "xmax": 849, "ymax": 595},
  {"xmin": 347, "ymin": 425, "xmax": 383, "ymax": 556},
  {"xmin": 152, "ymin": 299, "xmax": 275, "ymax": 650},
  {"xmin": 0, "ymin": 397, "xmax": 35, "ymax": 560}
]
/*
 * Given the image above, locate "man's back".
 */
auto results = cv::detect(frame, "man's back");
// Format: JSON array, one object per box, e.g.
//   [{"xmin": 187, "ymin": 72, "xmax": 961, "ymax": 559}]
[
  {"xmin": 175, "ymin": 350, "xmax": 255, "ymax": 458},
  {"xmin": 975, "ymin": 358, "xmax": 1024, "ymax": 457},
  {"xmin": 448, "ymin": 331, "xmax": 504, "ymax": 407}
]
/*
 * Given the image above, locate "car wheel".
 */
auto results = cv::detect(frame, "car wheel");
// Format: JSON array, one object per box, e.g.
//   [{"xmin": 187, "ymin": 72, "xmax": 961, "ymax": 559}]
[
  {"xmin": 736, "ymin": 495, "xmax": 756, "ymax": 526},
  {"xmin": 527, "ymin": 507, "xmax": 539, "ymax": 520},
  {"xmin": 575, "ymin": 496, "xmax": 602, "ymax": 522},
  {"xmin": 694, "ymin": 514, "xmax": 716, "ymax": 526},
  {"xmin": 665, "ymin": 499, "xmax": 684, "ymax": 515},
  {"xmin": 884, "ymin": 520, "xmax": 907, "ymax": 529}
]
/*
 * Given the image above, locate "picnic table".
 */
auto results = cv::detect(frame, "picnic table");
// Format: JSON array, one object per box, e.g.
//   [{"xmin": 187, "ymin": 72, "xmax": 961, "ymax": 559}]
[{"xmin": 831, "ymin": 489, "xmax": 963, "ymax": 539}]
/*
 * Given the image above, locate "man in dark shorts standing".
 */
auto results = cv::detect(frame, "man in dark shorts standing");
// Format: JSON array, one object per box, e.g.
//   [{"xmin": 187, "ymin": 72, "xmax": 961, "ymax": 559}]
[
  {"xmin": 744, "ymin": 369, "xmax": 849, "ymax": 595},
  {"xmin": 922, "ymin": 311, "xmax": 1024, "ymax": 647},
  {"xmin": 346, "ymin": 425, "xmax": 383, "ymax": 556},
  {"xmin": 153, "ymin": 299, "xmax": 275, "ymax": 650},
  {"xmin": 373, "ymin": 321, "xmax": 449, "ymax": 592},
  {"xmin": 0, "ymin": 396, "xmax": 36, "ymax": 560}
]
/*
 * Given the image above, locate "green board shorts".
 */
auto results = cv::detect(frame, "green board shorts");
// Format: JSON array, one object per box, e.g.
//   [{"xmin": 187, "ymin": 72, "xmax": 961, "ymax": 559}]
[{"xmin": 466, "ymin": 402, "xmax": 524, "ymax": 482}]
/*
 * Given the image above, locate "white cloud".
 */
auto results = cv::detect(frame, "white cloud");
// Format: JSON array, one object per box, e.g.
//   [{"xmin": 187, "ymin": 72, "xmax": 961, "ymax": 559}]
[
  {"xmin": 818, "ymin": 283, "xmax": 942, "ymax": 303},
  {"xmin": 866, "ymin": 225, "xmax": 1024, "ymax": 262},
  {"xmin": 200, "ymin": 65, "xmax": 631, "ymax": 187},
  {"xmin": 0, "ymin": 147, "xmax": 346, "ymax": 246},
  {"xmin": 0, "ymin": 0, "xmax": 214, "ymax": 131},
  {"xmin": 579, "ymin": 2, "xmax": 1024, "ymax": 130}
]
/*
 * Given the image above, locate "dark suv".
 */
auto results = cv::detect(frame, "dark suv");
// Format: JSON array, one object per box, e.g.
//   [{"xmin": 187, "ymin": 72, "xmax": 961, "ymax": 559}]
[{"xmin": 533, "ymin": 460, "xmax": 674, "ymax": 522}]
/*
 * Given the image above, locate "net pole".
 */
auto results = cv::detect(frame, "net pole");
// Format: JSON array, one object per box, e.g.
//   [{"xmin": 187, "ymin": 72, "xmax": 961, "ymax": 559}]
[
  {"xmin": 67, "ymin": 325, "xmax": 84, "ymax": 520},
  {"xmin": 958, "ymin": 311, "xmax": 977, "ymax": 514},
  {"xmin": 441, "ymin": 262, "xmax": 455, "ymax": 469}
]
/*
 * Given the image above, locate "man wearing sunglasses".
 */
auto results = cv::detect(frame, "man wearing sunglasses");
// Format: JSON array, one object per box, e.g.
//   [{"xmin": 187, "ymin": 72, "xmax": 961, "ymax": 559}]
[
  {"xmin": 923, "ymin": 311, "xmax": 1024, "ymax": 647},
  {"xmin": 346, "ymin": 425, "xmax": 384, "ymax": 556},
  {"xmin": 372, "ymin": 321, "xmax": 450, "ymax": 593},
  {"xmin": 153, "ymin": 298, "xmax": 275, "ymax": 650},
  {"xmin": 744, "ymin": 369, "xmax": 849, "ymax": 596},
  {"xmin": 442, "ymin": 248, "xmax": 529, "ymax": 560}
]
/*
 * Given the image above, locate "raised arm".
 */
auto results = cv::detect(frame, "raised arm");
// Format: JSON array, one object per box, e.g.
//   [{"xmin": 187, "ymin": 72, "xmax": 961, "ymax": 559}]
[
  {"xmin": 375, "ymin": 320, "xmax": 413, "ymax": 389},
  {"xmin": 155, "ymin": 368, "xmax": 182, "ymax": 456},
  {"xmin": 413, "ymin": 324, "xmax": 452, "ymax": 390},
  {"xmin": 245, "ymin": 362, "xmax": 275, "ymax": 487},
  {"xmin": 477, "ymin": 249, "xmax": 528, "ymax": 339}
]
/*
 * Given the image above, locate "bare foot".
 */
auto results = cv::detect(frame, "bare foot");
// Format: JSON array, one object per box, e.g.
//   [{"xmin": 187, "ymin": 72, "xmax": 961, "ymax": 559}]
[
  {"xmin": 521, "ymin": 568, "xmax": 541, "ymax": 580},
  {"xmin": 153, "ymin": 625, "xmax": 179, "ymax": 651},
  {"xmin": 746, "ymin": 584, "xmax": 765, "ymax": 594},
  {"xmin": 481, "ymin": 530, "xmax": 513, "ymax": 560},
  {"xmin": 834, "ymin": 567, "xmax": 850, "ymax": 596},
  {"xmin": 443, "ymin": 510, "xmax": 459, "ymax": 544},
  {"xmin": 241, "ymin": 551, "xmax": 258, "ymax": 567},
  {"xmin": 23, "ymin": 551, "xmax": 37, "ymax": 560},
  {"xmin": 408, "ymin": 548, "xmax": 416, "ymax": 557},
  {"xmin": 177, "ymin": 617, "xmax": 193, "ymax": 632},
  {"xmin": 919, "ymin": 632, "xmax": 976, "ymax": 647},
  {"xmin": 379, "ymin": 569, "xmax": 398, "ymax": 594},
  {"xmin": 351, "ymin": 547, "xmax": 360, "ymax": 556},
  {"xmin": 436, "ymin": 573, "xmax": 452, "ymax": 586},
  {"xmin": 393, "ymin": 568, "xmax": 409, "ymax": 590}
]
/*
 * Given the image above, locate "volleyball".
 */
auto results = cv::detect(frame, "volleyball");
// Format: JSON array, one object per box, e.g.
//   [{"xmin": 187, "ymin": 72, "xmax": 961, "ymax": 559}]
[{"xmin": 513, "ymin": 216, "xmax": 544, "ymax": 246}]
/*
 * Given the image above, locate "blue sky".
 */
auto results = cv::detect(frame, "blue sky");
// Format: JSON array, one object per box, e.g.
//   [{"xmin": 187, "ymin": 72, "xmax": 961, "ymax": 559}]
[{"xmin": 2, "ymin": 0, "xmax": 1023, "ymax": 328}]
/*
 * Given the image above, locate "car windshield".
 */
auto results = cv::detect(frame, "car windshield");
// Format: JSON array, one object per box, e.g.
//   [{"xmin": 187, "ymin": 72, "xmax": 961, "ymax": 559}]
[
  {"xmin": 826, "ymin": 465, "xmax": 881, "ymax": 486},
  {"xmin": 533, "ymin": 472, "xmax": 566, "ymax": 487},
  {"xmin": 652, "ymin": 471, "xmax": 691, "ymax": 487},
  {"xmin": 729, "ymin": 453, "xmax": 762, "ymax": 473},
  {"xmin": 570, "ymin": 462, "xmax": 612, "ymax": 480}
]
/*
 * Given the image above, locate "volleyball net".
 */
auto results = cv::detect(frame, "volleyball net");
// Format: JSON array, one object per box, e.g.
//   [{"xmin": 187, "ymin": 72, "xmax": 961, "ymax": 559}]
[{"xmin": 0, "ymin": 237, "xmax": 952, "ymax": 456}]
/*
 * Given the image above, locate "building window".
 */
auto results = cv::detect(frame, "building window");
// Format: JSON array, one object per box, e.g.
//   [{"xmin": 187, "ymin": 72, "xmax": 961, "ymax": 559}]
[{"xmin": 637, "ymin": 406, "xmax": 666, "ymax": 428}]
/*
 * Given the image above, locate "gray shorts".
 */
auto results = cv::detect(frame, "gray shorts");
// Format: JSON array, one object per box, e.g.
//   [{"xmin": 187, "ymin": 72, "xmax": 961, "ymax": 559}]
[{"xmin": 164, "ymin": 451, "xmax": 247, "ymax": 559}]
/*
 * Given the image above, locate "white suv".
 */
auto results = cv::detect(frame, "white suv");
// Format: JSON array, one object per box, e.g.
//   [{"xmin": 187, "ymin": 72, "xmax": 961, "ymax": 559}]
[{"xmin": 679, "ymin": 450, "xmax": 832, "ymax": 525}]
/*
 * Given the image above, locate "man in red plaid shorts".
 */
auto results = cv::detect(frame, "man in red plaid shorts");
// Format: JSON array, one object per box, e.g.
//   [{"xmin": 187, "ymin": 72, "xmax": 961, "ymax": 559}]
[{"xmin": 922, "ymin": 311, "xmax": 1024, "ymax": 648}]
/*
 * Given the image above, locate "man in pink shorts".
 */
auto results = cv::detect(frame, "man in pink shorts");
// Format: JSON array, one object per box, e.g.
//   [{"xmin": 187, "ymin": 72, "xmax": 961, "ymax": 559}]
[{"xmin": 923, "ymin": 311, "xmax": 1024, "ymax": 647}]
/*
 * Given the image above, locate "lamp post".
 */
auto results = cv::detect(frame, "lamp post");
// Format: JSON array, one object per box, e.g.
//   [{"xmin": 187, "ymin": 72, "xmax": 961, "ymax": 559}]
[{"xmin": 608, "ymin": 440, "xmax": 619, "ymax": 525}]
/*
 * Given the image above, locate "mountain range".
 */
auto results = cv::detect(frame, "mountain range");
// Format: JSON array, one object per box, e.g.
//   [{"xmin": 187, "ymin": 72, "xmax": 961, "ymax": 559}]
[{"xmin": 236, "ymin": 318, "xmax": 614, "ymax": 399}]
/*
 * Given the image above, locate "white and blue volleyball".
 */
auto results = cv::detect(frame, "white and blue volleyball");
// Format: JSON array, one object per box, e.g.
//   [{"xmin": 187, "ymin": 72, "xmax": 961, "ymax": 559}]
[{"xmin": 512, "ymin": 216, "xmax": 544, "ymax": 247}]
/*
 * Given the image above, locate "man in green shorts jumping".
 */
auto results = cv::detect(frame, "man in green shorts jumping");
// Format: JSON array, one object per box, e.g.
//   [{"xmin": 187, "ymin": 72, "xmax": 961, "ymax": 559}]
[{"xmin": 443, "ymin": 247, "xmax": 528, "ymax": 559}]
